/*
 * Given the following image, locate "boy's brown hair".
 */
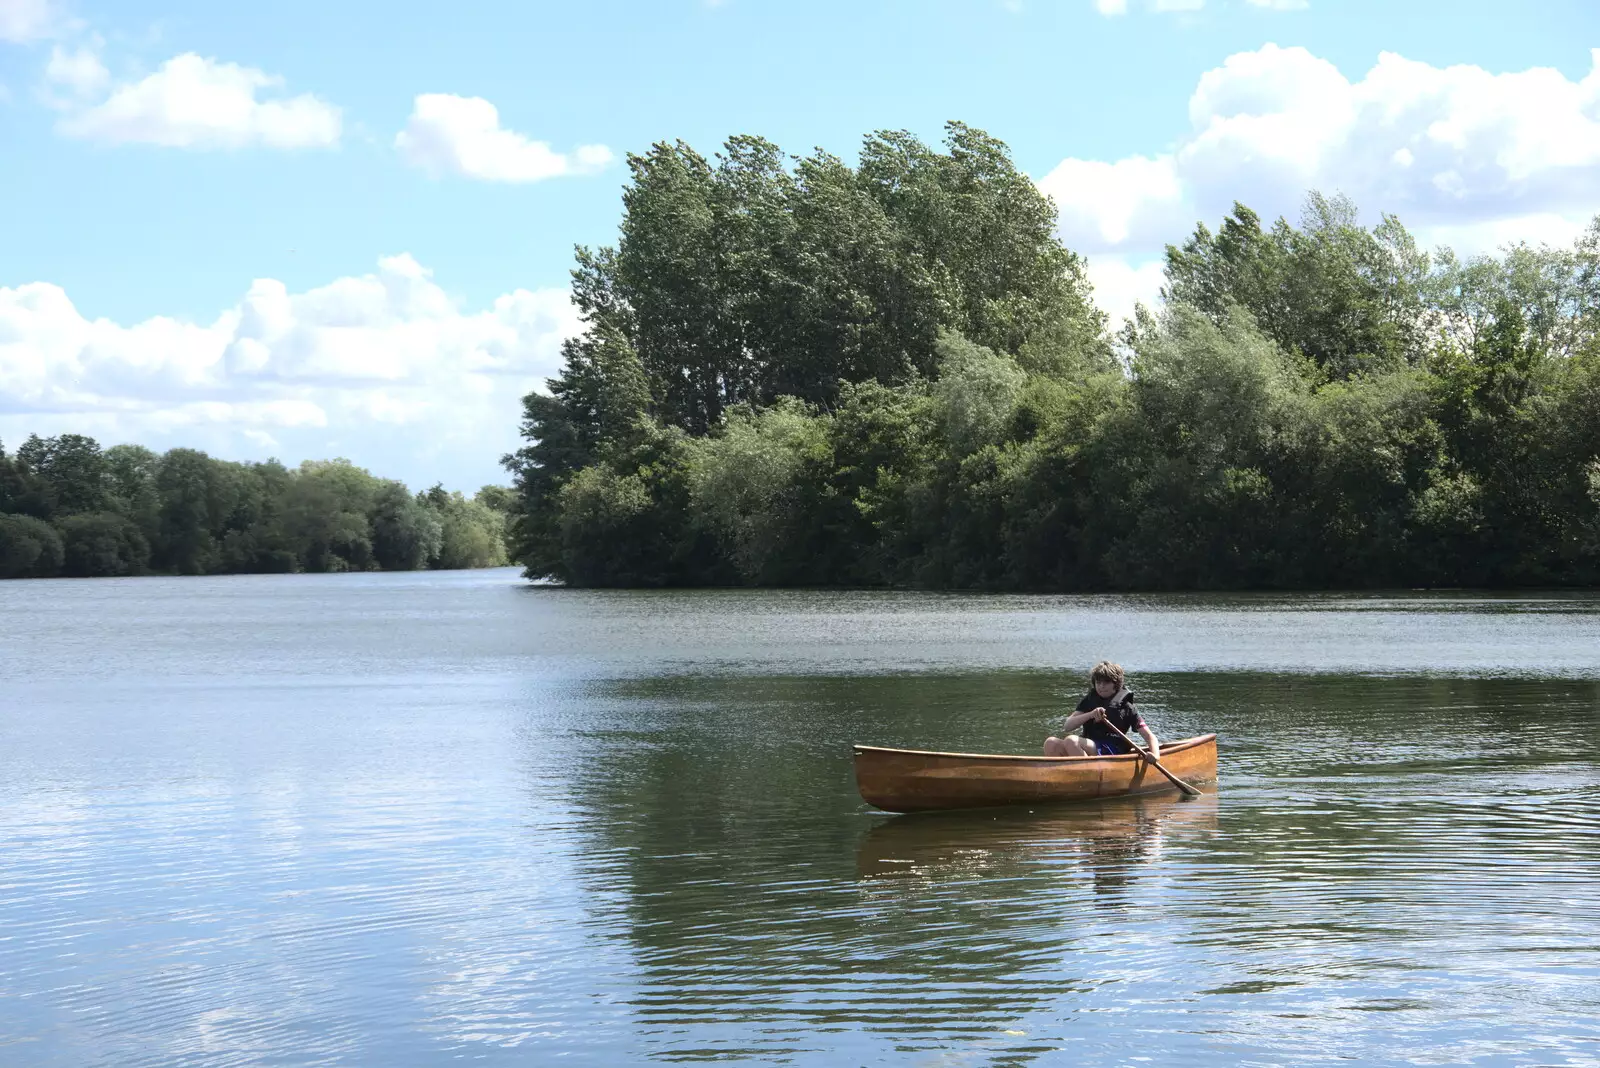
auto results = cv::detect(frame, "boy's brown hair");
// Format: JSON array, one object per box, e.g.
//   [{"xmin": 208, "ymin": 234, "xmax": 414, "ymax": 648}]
[{"xmin": 1090, "ymin": 661, "xmax": 1125, "ymax": 688}]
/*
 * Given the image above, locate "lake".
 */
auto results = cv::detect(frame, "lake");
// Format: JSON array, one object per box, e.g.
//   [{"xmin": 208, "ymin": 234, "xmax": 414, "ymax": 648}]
[{"xmin": 2, "ymin": 570, "xmax": 1598, "ymax": 1066}]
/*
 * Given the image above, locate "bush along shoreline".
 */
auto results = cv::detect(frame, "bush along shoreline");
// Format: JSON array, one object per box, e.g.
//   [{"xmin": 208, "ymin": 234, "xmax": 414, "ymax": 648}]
[
  {"xmin": 502, "ymin": 122, "xmax": 1600, "ymax": 590},
  {"xmin": 0, "ymin": 438, "xmax": 513, "ymax": 579}
]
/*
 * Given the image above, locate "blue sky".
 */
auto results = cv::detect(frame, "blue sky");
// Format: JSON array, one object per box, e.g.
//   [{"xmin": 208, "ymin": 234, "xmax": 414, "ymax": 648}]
[{"xmin": 3, "ymin": 0, "xmax": 1599, "ymax": 490}]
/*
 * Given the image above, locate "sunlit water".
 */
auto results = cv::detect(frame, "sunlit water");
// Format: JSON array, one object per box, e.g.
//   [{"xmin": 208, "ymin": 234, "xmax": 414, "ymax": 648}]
[{"xmin": 2, "ymin": 570, "xmax": 1597, "ymax": 1066}]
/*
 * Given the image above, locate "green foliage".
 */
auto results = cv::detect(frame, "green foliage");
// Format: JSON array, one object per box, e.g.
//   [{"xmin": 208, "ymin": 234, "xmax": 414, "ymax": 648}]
[
  {"xmin": 0, "ymin": 439, "xmax": 51, "ymax": 518},
  {"xmin": 686, "ymin": 399, "xmax": 829, "ymax": 582},
  {"xmin": 530, "ymin": 121, "xmax": 1101, "ymax": 436},
  {"xmin": 506, "ymin": 124, "xmax": 1600, "ymax": 591},
  {"xmin": 931, "ymin": 332, "xmax": 1027, "ymax": 456},
  {"xmin": 1164, "ymin": 194, "xmax": 1428, "ymax": 379},
  {"xmin": 58, "ymin": 512, "xmax": 151, "ymax": 577},
  {"xmin": 103, "ymin": 444, "xmax": 162, "ymax": 545},
  {"xmin": 16, "ymin": 433, "xmax": 110, "ymax": 516},
  {"xmin": 1429, "ymin": 225, "xmax": 1600, "ymax": 362},
  {"xmin": 556, "ymin": 462, "xmax": 694, "ymax": 588},
  {"xmin": 153, "ymin": 448, "xmax": 234, "ymax": 574},
  {"xmin": 506, "ymin": 122, "xmax": 1105, "ymax": 582},
  {"xmin": 418, "ymin": 485, "xmax": 510, "ymax": 570},
  {"xmin": 474, "ymin": 484, "xmax": 515, "ymax": 515},
  {"xmin": 0, "ymin": 513, "xmax": 65, "ymax": 579},
  {"xmin": 1085, "ymin": 306, "xmax": 1307, "ymax": 589},
  {"xmin": 0, "ymin": 438, "xmax": 510, "ymax": 581},
  {"xmin": 371, "ymin": 481, "xmax": 442, "ymax": 571},
  {"xmin": 277, "ymin": 460, "xmax": 379, "ymax": 573}
]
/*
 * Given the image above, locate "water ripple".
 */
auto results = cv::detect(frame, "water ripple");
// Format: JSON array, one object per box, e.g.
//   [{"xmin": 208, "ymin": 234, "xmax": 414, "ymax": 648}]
[{"xmin": 2, "ymin": 577, "xmax": 1598, "ymax": 1064}]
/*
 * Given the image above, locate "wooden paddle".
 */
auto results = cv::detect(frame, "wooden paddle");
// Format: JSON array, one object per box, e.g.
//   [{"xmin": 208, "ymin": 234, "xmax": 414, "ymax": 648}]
[{"xmin": 1097, "ymin": 715, "xmax": 1202, "ymax": 797}]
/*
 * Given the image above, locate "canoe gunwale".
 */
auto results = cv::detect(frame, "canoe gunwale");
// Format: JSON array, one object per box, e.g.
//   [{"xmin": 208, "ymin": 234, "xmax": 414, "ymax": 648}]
[{"xmin": 853, "ymin": 733, "xmax": 1216, "ymax": 766}]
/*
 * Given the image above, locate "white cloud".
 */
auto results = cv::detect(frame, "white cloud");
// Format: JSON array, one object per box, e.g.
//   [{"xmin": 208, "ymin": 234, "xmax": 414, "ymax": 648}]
[
  {"xmin": 1094, "ymin": 0, "xmax": 1128, "ymax": 14},
  {"xmin": 44, "ymin": 42, "xmax": 107, "ymax": 100},
  {"xmin": 396, "ymin": 94, "xmax": 614, "ymax": 183},
  {"xmin": 1040, "ymin": 44, "xmax": 1600, "ymax": 258},
  {"xmin": 0, "ymin": 0, "xmax": 58, "ymax": 42},
  {"xmin": 1410, "ymin": 213, "xmax": 1591, "ymax": 258},
  {"xmin": 1084, "ymin": 255, "xmax": 1167, "ymax": 326},
  {"xmin": 0, "ymin": 257, "xmax": 581, "ymax": 489},
  {"xmin": 1039, "ymin": 154, "xmax": 1186, "ymax": 247},
  {"xmin": 56, "ymin": 52, "xmax": 341, "ymax": 149},
  {"xmin": 1246, "ymin": 0, "xmax": 1308, "ymax": 8}
]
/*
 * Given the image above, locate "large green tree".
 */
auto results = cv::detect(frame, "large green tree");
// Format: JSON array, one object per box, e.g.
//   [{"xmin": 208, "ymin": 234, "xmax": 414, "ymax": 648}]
[
  {"xmin": 506, "ymin": 122, "xmax": 1107, "ymax": 580},
  {"xmin": 15, "ymin": 434, "xmax": 111, "ymax": 517},
  {"xmin": 1163, "ymin": 194, "xmax": 1430, "ymax": 380},
  {"xmin": 0, "ymin": 440, "xmax": 51, "ymax": 519}
]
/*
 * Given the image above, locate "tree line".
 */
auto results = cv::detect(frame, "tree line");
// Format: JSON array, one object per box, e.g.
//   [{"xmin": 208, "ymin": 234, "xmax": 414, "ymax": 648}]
[
  {"xmin": 503, "ymin": 121, "xmax": 1600, "ymax": 589},
  {"xmin": 0, "ymin": 436, "xmax": 512, "ymax": 579}
]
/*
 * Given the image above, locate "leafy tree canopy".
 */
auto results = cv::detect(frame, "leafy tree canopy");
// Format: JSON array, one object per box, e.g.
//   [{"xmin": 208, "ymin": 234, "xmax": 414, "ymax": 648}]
[{"xmin": 503, "ymin": 124, "xmax": 1600, "ymax": 591}]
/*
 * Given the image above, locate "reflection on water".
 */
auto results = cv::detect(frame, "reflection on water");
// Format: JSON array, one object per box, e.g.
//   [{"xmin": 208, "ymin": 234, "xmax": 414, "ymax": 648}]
[
  {"xmin": 1, "ymin": 572, "xmax": 1598, "ymax": 1065},
  {"xmin": 855, "ymin": 792, "xmax": 1220, "ymax": 882}
]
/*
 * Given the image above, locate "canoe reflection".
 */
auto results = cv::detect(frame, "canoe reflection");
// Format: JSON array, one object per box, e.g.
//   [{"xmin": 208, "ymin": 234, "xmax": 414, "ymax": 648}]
[{"xmin": 856, "ymin": 789, "xmax": 1220, "ymax": 883}]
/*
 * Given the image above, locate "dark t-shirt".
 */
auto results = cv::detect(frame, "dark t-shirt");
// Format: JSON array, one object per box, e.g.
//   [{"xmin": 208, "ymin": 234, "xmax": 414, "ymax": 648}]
[{"xmin": 1076, "ymin": 688, "xmax": 1145, "ymax": 753}]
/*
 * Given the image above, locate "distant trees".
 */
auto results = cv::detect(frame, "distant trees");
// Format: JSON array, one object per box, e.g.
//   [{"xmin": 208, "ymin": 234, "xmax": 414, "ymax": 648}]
[
  {"xmin": 504, "ymin": 123, "xmax": 1600, "ymax": 590},
  {"xmin": 419, "ymin": 485, "xmax": 510, "ymax": 570},
  {"xmin": 0, "ymin": 514, "xmax": 64, "ymax": 579},
  {"xmin": 58, "ymin": 513, "xmax": 149, "ymax": 577},
  {"xmin": 0, "ymin": 437, "xmax": 513, "ymax": 580}
]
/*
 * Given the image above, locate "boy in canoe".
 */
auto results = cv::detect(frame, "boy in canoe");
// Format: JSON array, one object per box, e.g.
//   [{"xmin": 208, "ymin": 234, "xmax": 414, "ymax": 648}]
[{"xmin": 1044, "ymin": 660, "xmax": 1161, "ymax": 760}]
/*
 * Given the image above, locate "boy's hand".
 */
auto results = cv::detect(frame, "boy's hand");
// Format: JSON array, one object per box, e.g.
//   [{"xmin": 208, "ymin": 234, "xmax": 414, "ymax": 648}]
[{"xmin": 1092, "ymin": 707, "xmax": 1107, "ymax": 721}]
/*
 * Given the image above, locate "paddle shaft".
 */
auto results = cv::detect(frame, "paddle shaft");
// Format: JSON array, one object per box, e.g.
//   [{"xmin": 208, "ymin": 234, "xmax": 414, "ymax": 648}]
[{"xmin": 1096, "ymin": 716, "xmax": 1202, "ymax": 797}]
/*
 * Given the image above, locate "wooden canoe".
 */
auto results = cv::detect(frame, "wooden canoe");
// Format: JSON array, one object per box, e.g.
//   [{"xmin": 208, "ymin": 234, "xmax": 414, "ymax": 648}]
[{"xmin": 853, "ymin": 734, "xmax": 1217, "ymax": 813}]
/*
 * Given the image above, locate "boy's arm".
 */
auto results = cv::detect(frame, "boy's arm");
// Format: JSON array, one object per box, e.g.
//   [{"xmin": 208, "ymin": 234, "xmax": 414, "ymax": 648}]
[
  {"xmin": 1138, "ymin": 723, "xmax": 1160, "ymax": 761},
  {"xmin": 1061, "ymin": 707, "xmax": 1100, "ymax": 732}
]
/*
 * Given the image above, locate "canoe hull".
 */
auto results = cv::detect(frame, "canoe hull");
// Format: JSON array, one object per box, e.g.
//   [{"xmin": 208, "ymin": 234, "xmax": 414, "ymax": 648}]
[{"xmin": 853, "ymin": 734, "xmax": 1218, "ymax": 813}]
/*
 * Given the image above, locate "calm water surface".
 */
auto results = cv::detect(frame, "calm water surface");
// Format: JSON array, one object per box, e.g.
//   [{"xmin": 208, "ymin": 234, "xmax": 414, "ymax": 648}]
[{"xmin": 2, "ymin": 571, "xmax": 1598, "ymax": 1066}]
